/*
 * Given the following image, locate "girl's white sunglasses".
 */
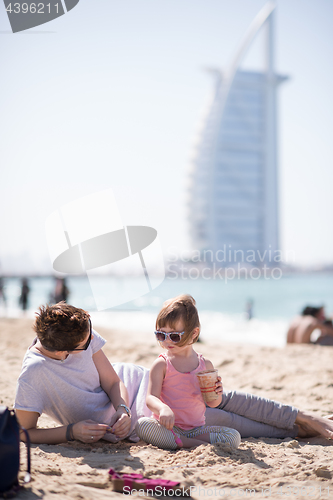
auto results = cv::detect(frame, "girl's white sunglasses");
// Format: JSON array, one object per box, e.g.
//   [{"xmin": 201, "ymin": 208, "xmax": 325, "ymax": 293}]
[{"xmin": 154, "ymin": 330, "xmax": 185, "ymax": 343}]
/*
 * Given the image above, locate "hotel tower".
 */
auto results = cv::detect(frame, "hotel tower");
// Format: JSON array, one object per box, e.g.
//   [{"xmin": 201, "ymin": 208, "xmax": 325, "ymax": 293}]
[{"xmin": 187, "ymin": 2, "xmax": 287, "ymax": 263}]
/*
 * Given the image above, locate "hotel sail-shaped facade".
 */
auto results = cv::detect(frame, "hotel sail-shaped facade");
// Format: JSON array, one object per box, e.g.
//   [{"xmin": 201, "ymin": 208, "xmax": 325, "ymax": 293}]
[{"xmin": 187, "ymin": 2, "xmax": 287, "ymax": 264}]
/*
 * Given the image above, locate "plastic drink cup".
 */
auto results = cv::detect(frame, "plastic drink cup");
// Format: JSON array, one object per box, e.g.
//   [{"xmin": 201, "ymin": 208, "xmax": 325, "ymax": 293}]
[{"xmin": 196, "ymin": 369, "xmax": 219, "ymax": 402}]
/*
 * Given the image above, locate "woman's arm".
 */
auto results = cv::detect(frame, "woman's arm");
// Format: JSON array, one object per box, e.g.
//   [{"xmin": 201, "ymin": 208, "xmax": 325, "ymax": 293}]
[
  {"xmin": 203, "ymin": 359, "xmax": 223, "ymax": 408},
  {"xmin": 146, "ymin": 358, "xmax": 175, "ymax": 430},
  {"xmin": 16, "ymin": 409, "xmax": 109, "ymax": 444},
  {"xmin": 92, "ymin": 348, "xmax": 131, "ymax": 438}
]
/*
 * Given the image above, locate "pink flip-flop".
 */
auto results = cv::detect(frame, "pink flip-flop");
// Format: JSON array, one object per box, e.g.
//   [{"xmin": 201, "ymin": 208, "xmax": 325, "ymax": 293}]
[{"xmin": 108, "ymin": 468, "xmax": 181, "ymax": 493}]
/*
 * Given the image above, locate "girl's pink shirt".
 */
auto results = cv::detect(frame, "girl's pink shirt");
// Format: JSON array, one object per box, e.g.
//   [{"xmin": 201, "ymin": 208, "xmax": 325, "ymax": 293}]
[{"xmin": 153, "ymin": 352, "xmax": 206, "ymax": 430}]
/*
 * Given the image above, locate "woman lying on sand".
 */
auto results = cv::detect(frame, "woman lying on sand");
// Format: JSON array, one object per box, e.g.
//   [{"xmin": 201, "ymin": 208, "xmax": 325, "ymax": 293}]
[{"xmin": 14, "ymin": 301, "xmax": 333, "ymax": 445}]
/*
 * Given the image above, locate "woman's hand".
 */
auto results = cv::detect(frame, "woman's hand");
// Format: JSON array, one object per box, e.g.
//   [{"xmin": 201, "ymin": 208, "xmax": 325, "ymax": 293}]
[
  {"xmin": 215, "ymin": 376, "xmax": 223, "ymax": 396},
  {"xmin": 109, "ymin": 410, "xmax": 131, "ymax": 439},
  {"xmin": 159, "ymin": 406, "xmax": 175, "ymax": 430},
  {"xmin": 72, "ymin": 420, "xmax": 109, "ymax": 443}
]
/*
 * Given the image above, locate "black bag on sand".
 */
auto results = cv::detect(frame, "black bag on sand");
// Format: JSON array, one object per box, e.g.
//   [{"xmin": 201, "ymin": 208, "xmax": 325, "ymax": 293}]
[{"xmin": 0, "ymin": 406, "xmax": 31, "ymax": 497}]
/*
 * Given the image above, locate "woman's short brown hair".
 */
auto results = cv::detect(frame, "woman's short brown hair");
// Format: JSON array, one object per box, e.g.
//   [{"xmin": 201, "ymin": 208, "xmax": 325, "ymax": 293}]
[
  {"xmin": 34, "ymin": 302, "xmax": 90, "ymax": 351},
  {"xmin": 156, "ymin": 294, "xmax": 200, "ymax": 347}
]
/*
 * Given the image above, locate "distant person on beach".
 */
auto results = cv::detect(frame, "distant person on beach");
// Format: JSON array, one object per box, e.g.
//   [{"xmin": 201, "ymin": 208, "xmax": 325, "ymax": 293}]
[
  {"xmin": 245, "ymin": 299, "xmax": 254, "ymax": 320},
  {"xmin": 135, "ymin": 295, "xmax": 241, "ymax": 449},
  {"xmin": 15, "ymin": 301, "xmax": 333, "ymax": 445},
  {"xmin": 287, "ymin": 305, "xmax": 333, "ymax": 345},
  {"xmin": 0, "ymin": 276, "xmax": 6, "ymax": 312},
  {"xmin": 52, "ymin": 277, "xmax": 70, "ymax": 304},
  {"xmin": 19, "ymin": 278, "xmax": 30, "ymax": 312}
]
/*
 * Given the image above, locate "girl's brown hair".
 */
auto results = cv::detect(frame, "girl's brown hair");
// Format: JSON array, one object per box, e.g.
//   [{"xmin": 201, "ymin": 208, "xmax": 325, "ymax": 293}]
[{"xmin": 156, "ymin": 294, "xmax": 200, "ymax": 346}]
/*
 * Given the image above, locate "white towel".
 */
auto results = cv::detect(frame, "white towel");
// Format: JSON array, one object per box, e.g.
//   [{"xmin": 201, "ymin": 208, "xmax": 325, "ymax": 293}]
[{"xmin": 105, "ymin": 362, "xmax": 152, "ymax": 442}]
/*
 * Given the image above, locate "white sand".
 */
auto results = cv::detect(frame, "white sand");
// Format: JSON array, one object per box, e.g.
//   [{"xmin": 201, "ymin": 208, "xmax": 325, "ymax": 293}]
[{"xmin": 1, "ymin": 318, "xmax": 333, "ymax": 499}]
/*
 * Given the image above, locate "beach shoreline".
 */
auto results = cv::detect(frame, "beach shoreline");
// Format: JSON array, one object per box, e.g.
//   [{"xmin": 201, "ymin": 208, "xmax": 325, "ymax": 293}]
[{"xmin": 1, "ymin": 318, "xmax": 333, "ymax": 499}]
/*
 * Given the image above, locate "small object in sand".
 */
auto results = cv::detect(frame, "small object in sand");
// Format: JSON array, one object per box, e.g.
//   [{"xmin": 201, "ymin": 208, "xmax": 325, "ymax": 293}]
[
  {"xmin": 314, "ymin": 467, "xmax": 332, "ymax": 479},
  {"xmin": 108, "ymin": 468, "xmax": 181, "ymax": 493},
  {"xmin": 286, "ymin": 440, "xmax": 300, "ymax": 449},
  {"xmin": 196, "ymin": 369, "xmax": 219, "ymax": 402}
]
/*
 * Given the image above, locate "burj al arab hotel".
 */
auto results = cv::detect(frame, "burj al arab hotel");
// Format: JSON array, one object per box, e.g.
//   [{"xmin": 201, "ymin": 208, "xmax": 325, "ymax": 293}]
[{"xmin": 187, "ymin": 2, "xmax": 287, "ymax": 263}]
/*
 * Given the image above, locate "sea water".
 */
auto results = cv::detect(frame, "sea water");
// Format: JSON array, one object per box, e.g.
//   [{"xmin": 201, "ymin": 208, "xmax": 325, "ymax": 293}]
[{"xmin": 1, "ymin": 274, "xmax": 332, "ymax": 347}]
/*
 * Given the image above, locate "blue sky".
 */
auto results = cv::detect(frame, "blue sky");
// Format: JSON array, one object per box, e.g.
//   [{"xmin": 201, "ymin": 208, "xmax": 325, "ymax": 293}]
[{"xmin": 0, "ymin": 0, "xmax": 332, "ymax": 273}]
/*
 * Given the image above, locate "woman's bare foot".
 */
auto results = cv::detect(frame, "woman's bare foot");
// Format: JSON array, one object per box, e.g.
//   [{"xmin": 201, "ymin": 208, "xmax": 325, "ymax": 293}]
[{"xmin": 295, "ymin": 411, "xmax": 333, "ymax": 439}]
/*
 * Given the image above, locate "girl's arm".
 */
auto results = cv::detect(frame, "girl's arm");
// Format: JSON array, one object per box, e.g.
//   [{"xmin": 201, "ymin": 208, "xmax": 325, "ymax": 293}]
[
  {"xmin": 146, "ymin": 358, "xmax": 175, "ymax": 430},
  {"xmin": 203, "ymin": 359, "xmax": 223, "ymax": 408},
  {"xmin": 93, "ymin": 349, "xmax": 131, "ymax": 438}
]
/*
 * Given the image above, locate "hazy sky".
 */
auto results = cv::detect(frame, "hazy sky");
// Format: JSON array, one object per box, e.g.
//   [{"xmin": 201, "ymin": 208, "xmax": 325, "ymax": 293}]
[{"xmin": 0, "ymin": 0, "xmax": 332, "ymax": 273}]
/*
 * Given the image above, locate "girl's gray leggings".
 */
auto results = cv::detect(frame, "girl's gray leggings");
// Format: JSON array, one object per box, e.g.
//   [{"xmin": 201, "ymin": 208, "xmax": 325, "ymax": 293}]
[{"xmin": 204, "ymin": 389, "xmax": 299, "ymax": 438}]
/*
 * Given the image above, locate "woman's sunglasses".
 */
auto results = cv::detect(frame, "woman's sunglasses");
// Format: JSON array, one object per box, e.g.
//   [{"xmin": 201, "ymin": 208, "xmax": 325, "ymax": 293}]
[{"xmin": 154, "ymin": 330, "xmax": 185, "ymax": 343}]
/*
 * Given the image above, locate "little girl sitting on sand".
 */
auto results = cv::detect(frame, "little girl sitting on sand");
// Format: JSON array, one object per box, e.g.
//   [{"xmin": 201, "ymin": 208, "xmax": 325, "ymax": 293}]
[{"xmin": 135, "ymin": 295, "xmax": 241, "ymax": 449}]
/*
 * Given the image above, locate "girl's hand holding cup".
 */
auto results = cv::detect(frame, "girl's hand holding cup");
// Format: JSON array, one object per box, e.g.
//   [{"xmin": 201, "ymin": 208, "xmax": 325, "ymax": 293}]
[
  {"xmin": 196, "ymin": 369, "xmax": 222, "ymax": 403},
  {"xmin": 215, "ymin": 376, "xmax": 223, "ymax": 396}
]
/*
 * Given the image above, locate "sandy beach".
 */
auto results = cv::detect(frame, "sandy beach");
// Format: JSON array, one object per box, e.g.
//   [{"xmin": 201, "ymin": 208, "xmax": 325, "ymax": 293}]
[{"xmin": 1, "ymin": 317, "xmax": 333, "ymax": 499}]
